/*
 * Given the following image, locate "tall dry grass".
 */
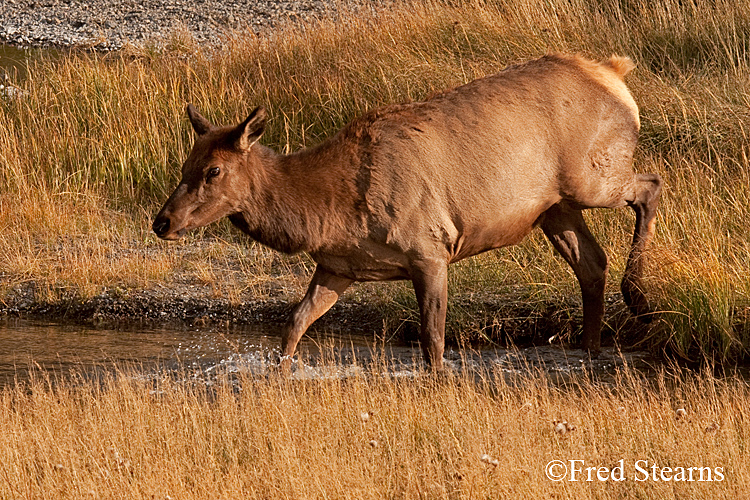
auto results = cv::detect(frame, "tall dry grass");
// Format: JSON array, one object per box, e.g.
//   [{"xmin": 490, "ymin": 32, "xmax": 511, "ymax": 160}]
[
  {"xmin": 0, "ymin": 357, "xmax": 747, "ymax": 499},
  {"xmin": 0, "ymin": 0, "xmax": 749, "ymax": 359}
]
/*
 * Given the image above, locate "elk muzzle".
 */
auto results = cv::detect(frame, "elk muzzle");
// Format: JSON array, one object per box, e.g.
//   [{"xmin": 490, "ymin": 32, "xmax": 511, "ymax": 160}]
[{"xmin": 152, "ymin": 215, "xmax": 172, "ymax": 239}]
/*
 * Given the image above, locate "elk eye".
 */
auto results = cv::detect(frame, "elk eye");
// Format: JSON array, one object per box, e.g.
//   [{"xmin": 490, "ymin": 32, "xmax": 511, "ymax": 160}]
[{"xmin": 206, "ymin": 167, "xmax": 221, "ymax": 179}]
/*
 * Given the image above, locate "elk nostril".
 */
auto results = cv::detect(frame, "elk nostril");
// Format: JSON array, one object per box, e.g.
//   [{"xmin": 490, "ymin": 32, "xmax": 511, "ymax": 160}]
[{"xmin": 152, "ymin": 217, "xmax": 170, "ymax": 236}]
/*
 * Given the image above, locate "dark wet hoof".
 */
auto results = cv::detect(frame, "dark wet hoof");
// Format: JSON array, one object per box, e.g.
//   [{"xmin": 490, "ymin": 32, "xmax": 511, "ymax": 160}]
[
  {"xmin": 635, "ymin": 310, "xmax": 654, "ymax": 324},
  {"xmin": 626, "ymin": 296, "xmax": 654, "ymax": 323},
  {"xmin": 271, "ymin": 354, "xmax": 297, "ymax": 376},
  {"xmin": 579, "ymin": 334, "xmax": 601, "ymax": 357},
  {"xmin": 622, "ymin": 280, "xmax": 654, "ymax": 323},
  {"xmin": 429, "ymin": 361, "xmax": 449, "ymax": 376},
  {"xmin": 582, "ymin": 346, "xmax": 601, "ymax": 359}
]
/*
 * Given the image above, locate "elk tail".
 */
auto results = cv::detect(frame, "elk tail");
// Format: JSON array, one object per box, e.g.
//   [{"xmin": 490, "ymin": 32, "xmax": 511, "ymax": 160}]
[{"xmin": 603, "ymin": 55, "xmax": 636, "ymax": 79}]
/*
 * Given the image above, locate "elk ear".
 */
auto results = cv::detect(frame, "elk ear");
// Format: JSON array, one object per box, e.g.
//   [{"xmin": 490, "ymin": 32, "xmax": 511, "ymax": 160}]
[
  {"xmin": 235, "ymin": 106, "xmax": 267, "ymax": 151},
  {"xmin": 186, "ymin": 103, "xmax": 212, "ymax": 135}
]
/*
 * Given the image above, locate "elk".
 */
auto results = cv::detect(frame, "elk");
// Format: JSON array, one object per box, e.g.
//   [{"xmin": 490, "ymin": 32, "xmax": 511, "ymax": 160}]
[{"xmin": 153, "ymin": 53, "xmax": 662, "ymax": 369}]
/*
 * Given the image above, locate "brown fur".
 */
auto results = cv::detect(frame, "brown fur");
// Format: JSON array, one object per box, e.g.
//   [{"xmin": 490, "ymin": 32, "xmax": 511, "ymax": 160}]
[{"xmin": 153, "ymin": 53, "xmax": 662, "ymax": 369}]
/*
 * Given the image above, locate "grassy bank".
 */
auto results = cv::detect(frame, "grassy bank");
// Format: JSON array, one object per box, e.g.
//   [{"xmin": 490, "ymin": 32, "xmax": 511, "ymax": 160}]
[
  {"xmin": 0, "ymin": 358, "xmax": 747, "ymax": 498},
  {"xmin": 1, "ymin": 0, "xmax": 749, "ymax": 360}
]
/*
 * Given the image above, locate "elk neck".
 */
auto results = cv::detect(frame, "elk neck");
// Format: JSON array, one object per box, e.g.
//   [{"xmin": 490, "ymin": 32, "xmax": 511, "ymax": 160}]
[{"xmin": 230, "ymin": 138, "xmax": 362, "ymax": 255}]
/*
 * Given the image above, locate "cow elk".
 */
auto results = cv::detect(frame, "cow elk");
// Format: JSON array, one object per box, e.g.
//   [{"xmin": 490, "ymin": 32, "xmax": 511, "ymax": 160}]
[{"xmin": 153, "ymin": 53, "xmax": 662, "ymax": 369}]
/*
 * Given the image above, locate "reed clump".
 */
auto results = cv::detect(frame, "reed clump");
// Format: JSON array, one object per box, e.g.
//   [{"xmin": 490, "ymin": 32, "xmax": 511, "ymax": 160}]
[
  {"xmin": 0, "ymin": 358, "xmax": 747, "ymax": 499},
  {"xmin": 0, "ymin": 0, "xmax": 749, "ymax": 360}
]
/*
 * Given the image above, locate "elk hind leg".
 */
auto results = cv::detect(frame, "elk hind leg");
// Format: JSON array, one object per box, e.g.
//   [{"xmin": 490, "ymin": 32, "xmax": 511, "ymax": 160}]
[
  {"xmin": 622, "ymin": 173, "xmax": 662, "ymax": 321},
  {"xmin": 542, "ymin": 204, "xmax": 609, "ymax": 351}
]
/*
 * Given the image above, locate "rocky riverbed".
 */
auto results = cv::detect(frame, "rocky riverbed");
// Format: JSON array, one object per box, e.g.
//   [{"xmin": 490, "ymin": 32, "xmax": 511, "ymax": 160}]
[{"xmin": 0, "ymin": 0, "xmax": 384, "ymax": 49}]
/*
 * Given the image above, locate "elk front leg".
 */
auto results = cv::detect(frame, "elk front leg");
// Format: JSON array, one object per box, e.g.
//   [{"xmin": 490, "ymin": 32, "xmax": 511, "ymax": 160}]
[
  {"xmin": 411, "ymin": 259, "xmax": 449, "ymax": 369},
  {"xmin": 281, "ymin": 265, "xmax": 352, "ymax": 361},
  {"xmin": 542, "ymin": 204, "xmax": 609, "ymax": 351}
]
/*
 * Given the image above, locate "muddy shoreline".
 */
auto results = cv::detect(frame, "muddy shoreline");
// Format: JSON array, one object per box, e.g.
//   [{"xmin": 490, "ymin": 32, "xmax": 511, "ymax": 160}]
[
  {"xmin": 0, "ymin": 272, "xmax": 647, "ymax": 352},
  {"xmin": 1, "ymin": 284, "xmax": 382, "ymax": 334}
]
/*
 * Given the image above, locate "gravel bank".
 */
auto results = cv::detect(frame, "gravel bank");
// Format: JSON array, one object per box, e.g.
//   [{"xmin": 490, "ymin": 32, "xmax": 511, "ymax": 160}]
[{"xmin": 0, "ymin": 0, "xmax": 381, "ymax": 49}]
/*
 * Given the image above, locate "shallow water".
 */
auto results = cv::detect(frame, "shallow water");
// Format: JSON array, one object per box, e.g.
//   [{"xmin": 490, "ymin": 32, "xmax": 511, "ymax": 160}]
[
  {"xmin": 0, "ymin": 44, "xmax": 58, "ymax": 99},
  {"xmin": 0, "ymin": 318, "xmax": 656, "ymax": 385},
  {"xmin": 0, "ymin": 44, "xmax": 36, "ymax": 80},
  {"xmin": 0, "ymin": 44, "xmax": 62, "ymax": 99}
]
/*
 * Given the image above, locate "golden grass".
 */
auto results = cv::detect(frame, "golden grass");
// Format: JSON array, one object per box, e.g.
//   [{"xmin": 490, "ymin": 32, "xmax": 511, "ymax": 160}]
[
  {"xmin": 0, "ymin": 357, "xmax": 747, "ymax": 498},
  {"xmin": 0, "ymin": 0, "xmax": 749, "ymax": 358}
]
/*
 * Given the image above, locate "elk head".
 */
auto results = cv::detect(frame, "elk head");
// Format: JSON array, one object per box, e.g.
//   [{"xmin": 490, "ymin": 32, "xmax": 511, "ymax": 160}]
[{"xmin": 152, "ymin": 104, "xmax": 267, "ymax": 240}]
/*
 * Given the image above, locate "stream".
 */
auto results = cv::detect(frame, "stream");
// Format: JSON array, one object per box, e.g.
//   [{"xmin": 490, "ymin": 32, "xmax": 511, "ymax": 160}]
[{"xmin": 0, "ymin": 318, "xmax": 657, "ymax": 385}]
